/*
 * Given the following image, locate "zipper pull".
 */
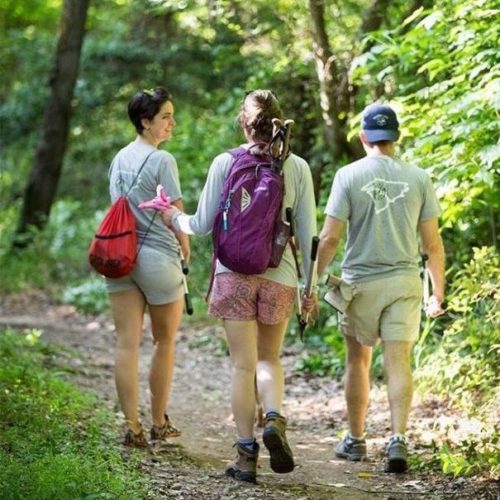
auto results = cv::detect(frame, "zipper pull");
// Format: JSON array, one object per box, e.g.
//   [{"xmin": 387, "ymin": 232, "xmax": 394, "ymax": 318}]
[{"xmin": 222, "ymin": 192, "xmax": 233, "ymax": 231}]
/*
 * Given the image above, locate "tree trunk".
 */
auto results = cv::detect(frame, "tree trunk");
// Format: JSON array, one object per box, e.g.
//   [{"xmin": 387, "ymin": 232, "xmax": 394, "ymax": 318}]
[
  {"xmin": 308, "ymin": 0, "xmax": 411, "ymax": 195},
  {"xmin": 14, "ymin": 0, "xmax": 90, "ymax": 247},
  {"xmin": 308, "ymin": 0, "xmax": 355, "ymax": 163}
]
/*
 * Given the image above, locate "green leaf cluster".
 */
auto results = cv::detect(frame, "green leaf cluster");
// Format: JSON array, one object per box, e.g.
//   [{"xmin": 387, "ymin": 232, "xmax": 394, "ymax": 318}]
[
  {"xmin": 357, "ymin": 0, "xmax": 499, "ymax": 261},
  {"xmin": 415, "ymin": 246, "xmax": 499, "ymax": 410}
]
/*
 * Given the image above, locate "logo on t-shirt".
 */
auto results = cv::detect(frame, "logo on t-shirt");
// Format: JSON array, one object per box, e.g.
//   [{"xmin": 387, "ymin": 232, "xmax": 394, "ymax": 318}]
[{"xmin": 361, "ymin": 178, "xmax": 409, "ymax": 213}]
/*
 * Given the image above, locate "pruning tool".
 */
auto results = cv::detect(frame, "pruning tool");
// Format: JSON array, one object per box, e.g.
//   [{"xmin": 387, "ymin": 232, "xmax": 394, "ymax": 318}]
[
  {"xmin": 180, "ymin": 249, "xmax": 194, "ymax": 316},
  {"xmin": 421, "ymin": 253, "xmax": 446, "ymax": 317},
  {"xmin": 269, "ymin": 118, "xmax": 294, "ymax": 166},
  {"xmin": 285, "ymin": 207, "xmax": 303, "ymax": 336},
  {"xmin": 299, "ymin": 236, "xmax": 319, "ymax": 340}
]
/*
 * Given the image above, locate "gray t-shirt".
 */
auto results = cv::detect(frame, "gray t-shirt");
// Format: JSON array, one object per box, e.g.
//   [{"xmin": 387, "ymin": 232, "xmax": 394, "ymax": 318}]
[
  {"xmin": 177, "ymin": 145, "xmax": 317, "ymax": 288},
  {"xmin": 325, "ymin": 155, "xmax": 441, "ymax": 282},
  {"xmin": 108, "ymin": 140, "xmax": 182, "ymax": 257}
]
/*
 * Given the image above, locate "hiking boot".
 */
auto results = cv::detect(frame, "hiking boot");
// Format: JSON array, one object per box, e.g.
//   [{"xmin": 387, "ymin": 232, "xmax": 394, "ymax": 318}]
[
  {"xmin": 335, "ymin": 434, "xmax": 367, "ymax": 461},
  {"xmin": 123, "ymin": 427, "xmax": 149, "ymax": 448},
  {"xmin": 262, "ymin": 412, "xmax": 295, "ymax": 473},
  {"xmin": 150, "ymin": 414, "xmax": 181, "ymax": 440},
  {"xmin": 225, "ymin": 441, "xmax": 260, "ymax": 483},
  {"xmin": 384, "ymin": 435, "xmax": 408, "ymax": 473}
]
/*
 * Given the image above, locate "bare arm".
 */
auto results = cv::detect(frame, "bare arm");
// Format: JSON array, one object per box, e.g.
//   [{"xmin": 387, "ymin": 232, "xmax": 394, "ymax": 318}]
[
  {"xmin": 419, "ymin": 218, "xmax": 445, "ymax": 316},
  {"xmin": 302, "ymin": 215, "xmax": 345, "ymax": 315},
  {"xmin": 419, "ymin": 218, "xmax": 445, "ymax": 299},
  {"xmin": 171, "ymin": 198, "xmax": 190, "ymax": 263},
  {"xmin": 317, "ymin": 216, "xmax": 345, "ymax": 278}
]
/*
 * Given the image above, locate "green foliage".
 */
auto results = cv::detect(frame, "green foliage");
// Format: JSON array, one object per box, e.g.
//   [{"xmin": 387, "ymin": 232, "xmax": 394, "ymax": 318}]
[
  {"xmin": 294, "ymin": 350, "xmax": 343, "ymax": 378},
  {"xmin": 293, "ymin": 303, "xmax": 345, "ymax": 377},
  {"xmin": 0, "ymin": 328, "xmax": 149, "ymax": 499},
  {"xmin": 62, "ymin": 277, "xmax": 109, "ymax": 314},
  {"xmin": 0, "ymin": 0, "xmax": 60, "ymax": 100},
  {"xmin": 415, "ymin": 246, "xmax": 499, "ymax": 410},
  {"xmin": 438, "ymin": 434, "xmax": 500, "ymax": 478},
  {"xmin": 356, "ymin": 0, "xmax": 500, "ymax": 262},
  {"xmin": 412, "ymin": 430, "xmax": 499, "ymax": 479},
  {"xmin": 1, "ymin": 0, "xmax": 498, "ymax": 481},
  {"xmin": 0, "ymin": 201, "xmax": 95, "ymax": 293}
]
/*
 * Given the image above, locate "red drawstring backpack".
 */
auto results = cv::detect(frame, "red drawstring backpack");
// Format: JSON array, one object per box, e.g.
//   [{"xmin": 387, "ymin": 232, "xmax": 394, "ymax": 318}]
[{"xmin": 88, "ymin": 152, "xmax": 155, "ymax": 278}]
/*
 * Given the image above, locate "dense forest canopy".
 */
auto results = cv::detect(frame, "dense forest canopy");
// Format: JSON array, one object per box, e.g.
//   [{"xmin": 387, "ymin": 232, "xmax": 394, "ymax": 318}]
[{"xmin": 0, "ymin": 0, "xmax": 498, "ymax": 478}]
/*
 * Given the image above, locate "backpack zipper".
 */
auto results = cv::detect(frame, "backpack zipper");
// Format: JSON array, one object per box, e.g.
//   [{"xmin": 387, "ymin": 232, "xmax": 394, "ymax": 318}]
[{"xmin": 223, "ymin": 191, "xmax": 234, "ymax": 230}]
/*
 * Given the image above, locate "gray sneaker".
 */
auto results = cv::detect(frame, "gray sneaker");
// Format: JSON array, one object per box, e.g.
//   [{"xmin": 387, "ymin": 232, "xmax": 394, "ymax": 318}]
[
  {"xmin": 335, "ymin": 434, "xmax": 367, "ymax": 461},
  {"xmin": 384, "ymin": 435, "xmax": 408, "ymax": 473}
]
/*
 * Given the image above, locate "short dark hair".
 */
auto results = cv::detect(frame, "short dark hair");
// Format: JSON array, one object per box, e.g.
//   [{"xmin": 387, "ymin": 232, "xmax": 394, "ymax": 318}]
[
  {"xmin": 366, "ymin": 139, "xmax": 393, "ymax": 147},
  {"xmin": 128, "ymin": 87, "xmax": 173, "ymax": 134},
  {"xmin": 238, "ymin": 90, "xmax": 283, "ymax": 143}
]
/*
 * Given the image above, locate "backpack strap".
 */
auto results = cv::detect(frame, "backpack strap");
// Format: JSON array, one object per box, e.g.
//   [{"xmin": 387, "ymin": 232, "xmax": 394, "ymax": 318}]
[
  {"xmin": 205, "ymin": 149, "xmax": 242, "ymax": 301},
  {"xmin": 113, "ymin": 150, "xmax": 158, "ymax": 261},
  {"xmin": 285, "ymin": 207, "xmax": 302, "ymax": 280},
  {"xmin": 124, "ymin": 150, "xmax": 156, "ymax": 196}
]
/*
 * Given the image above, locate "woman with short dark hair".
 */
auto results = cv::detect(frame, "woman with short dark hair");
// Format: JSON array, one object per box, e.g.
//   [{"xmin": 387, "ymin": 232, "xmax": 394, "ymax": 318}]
[{"xmin": 106, "ymin": 87, "xmax": 189, "ymax": 447}]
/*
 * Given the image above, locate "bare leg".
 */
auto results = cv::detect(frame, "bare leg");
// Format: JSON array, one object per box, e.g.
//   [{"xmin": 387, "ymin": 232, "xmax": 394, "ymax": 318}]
[
  {"xmin": 109, "ymin": 289, "xmax": 146, "ymax": 433},
  {"xmin": 344, "ymin": 336, "xmax": 372, "ymax": 437},
  {"xmin": 148, "ymin": 298, "xmax": 184, "ymax": 426},
  {"xmin": 224, "ymin": 320, "xmax": 258, "ymax": 439},
  {"xmin": 256, "ymin": 319, "xmax": 288, "ymax": 413},
  {"xmin": 383, "ymin": 341, "xmax": 414, "ymax": 434}
]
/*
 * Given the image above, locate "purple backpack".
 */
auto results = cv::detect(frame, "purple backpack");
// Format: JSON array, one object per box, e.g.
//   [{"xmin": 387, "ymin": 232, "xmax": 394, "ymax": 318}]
[{"xmin": 212, "ymin": 147, "xmax": 287, "ymax": 275}]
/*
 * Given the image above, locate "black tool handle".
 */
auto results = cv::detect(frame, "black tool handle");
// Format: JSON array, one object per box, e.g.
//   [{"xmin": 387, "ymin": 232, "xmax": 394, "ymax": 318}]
[
  {"xmin": 310, "ymin": 235, "xmax": 319, "ymax": 261},
  {"xmin": 286, "ymin": 207, "xmax": 294, "ymax": 237},
  {"xmin": 184, "ymin": 292, "xmax": 193, "ymax": 315}
]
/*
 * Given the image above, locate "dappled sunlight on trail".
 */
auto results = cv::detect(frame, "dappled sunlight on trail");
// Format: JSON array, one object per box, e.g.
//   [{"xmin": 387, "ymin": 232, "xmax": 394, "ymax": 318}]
[{"xmin": 0, "ymin": 292, "xmax": 497, "ymax": 499}]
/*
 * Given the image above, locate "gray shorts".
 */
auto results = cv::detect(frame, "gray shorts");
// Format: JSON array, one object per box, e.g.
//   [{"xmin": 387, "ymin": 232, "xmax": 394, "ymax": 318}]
[
  {"xmin": 105, "ymin": 246, "xmax": 183, "ymax": 305},
  {"xmin": 340, "ymin": 274, "xmax": 422, "ymax": 346}
]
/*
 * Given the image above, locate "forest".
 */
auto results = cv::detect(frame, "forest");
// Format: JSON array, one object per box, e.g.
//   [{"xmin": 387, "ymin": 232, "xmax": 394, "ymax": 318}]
[{"xmin": 0, "ymin": 0, "xmax": 498, "ymax": 498}]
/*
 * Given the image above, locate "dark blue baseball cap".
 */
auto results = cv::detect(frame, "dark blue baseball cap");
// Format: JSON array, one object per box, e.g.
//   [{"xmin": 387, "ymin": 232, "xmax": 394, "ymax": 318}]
[{"xmin": 362, "ymin": 103, "xmax": 400, "ymax": 142}]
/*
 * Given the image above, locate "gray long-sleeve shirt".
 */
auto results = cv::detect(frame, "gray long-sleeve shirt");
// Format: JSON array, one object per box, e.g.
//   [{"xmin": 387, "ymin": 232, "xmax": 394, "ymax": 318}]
[{"xmin": 177, "ymin": 145, "xmax": 317, "ymax": 288}]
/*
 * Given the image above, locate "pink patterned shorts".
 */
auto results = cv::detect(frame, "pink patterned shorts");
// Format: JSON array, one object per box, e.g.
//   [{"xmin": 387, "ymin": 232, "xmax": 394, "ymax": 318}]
[{"xmin": 208, "ymin": 272, "xmax": 296, "ymax": 325}]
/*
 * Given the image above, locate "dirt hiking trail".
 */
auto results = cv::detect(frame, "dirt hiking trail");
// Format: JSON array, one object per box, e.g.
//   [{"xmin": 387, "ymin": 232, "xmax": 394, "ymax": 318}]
[{"xmin": 0, "ymin": 293, "xmax": 496, "ymax": 499}]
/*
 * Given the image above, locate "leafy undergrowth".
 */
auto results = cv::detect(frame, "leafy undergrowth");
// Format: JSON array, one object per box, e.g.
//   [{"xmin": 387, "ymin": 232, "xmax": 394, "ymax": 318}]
[{"xmin": 0, "ymin": 328, "xmax": 148, "ymax": 500}]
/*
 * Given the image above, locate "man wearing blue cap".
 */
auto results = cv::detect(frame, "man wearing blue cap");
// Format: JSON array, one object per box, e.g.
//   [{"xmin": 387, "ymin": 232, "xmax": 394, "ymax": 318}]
[{"xmin": 313, "ymin": 103, "xmax": 445, "ymax": 472}]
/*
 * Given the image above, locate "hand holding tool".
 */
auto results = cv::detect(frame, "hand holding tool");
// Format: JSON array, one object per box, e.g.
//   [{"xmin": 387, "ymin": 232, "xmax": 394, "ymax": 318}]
[
  {"xmin": 180, "ymin": 249, "xmax": 193, "ymax": 315},
  {"xmin": 299, "ymin": 236, "xmax": 319, "ymax": 340}
]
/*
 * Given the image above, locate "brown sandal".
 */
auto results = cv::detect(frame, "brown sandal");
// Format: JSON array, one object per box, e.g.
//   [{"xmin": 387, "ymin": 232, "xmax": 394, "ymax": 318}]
[
  {"xmin": 123, "ymin": 427, "xmax": 149, "ymax": 448},
  {"xmin": 150, "ymin": 414, "xmax": 181, "ymax": 440}
]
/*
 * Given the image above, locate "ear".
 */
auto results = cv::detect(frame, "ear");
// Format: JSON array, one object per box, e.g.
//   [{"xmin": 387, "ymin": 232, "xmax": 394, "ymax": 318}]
[
  {"xmin": 243, "ymin": 126, "xmax": 254, "ymax": 142},
  {"xmin": 140, "ymin": 117, "xmax": 151, "ymax": 131},
  {"xmin": 359, "ymin": 131, "xmax": 369, "ymax": 146}
]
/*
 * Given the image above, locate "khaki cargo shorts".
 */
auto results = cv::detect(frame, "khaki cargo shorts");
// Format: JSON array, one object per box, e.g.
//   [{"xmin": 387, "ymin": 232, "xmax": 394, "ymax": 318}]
[{"xmin": 339, "ymin": 274, "xmax": 422, "ymax": 346}]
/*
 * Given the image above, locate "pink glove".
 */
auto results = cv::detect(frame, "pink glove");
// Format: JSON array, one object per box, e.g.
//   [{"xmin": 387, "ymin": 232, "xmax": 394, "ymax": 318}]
[{"xmin": 138, "ymin": 185, "xmax": 171, "ymax": 211}]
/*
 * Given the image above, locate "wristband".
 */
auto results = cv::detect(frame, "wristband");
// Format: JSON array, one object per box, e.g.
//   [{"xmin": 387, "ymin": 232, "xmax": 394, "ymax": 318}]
[{"xmin": 171, "ymin": 211, "xmax": 182, "ymax": 231}]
